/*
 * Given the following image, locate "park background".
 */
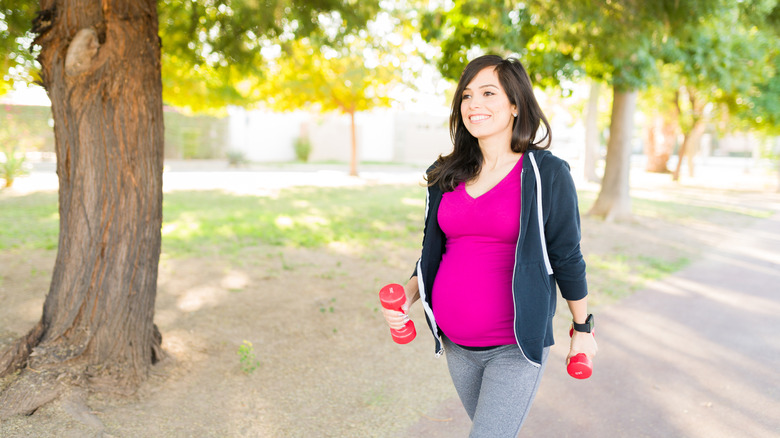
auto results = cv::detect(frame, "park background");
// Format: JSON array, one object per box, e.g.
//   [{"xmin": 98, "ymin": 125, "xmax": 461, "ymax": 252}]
[{"xmin": 1, "ymin": 1, "xmax": 780, "ymax": 437}]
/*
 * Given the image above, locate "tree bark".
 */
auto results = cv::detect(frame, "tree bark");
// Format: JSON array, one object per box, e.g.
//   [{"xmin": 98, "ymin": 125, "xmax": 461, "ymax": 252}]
[
  {"xmin": 588, "ymin": 87, "xmax": 637, "ymax": 221},
  {"xmin": 349, "ymin": 109, "xmax": 358, "ymax": 177},
  {"xmin": 584, "ymin": 80, "xmax": 601, "ymax": 182},
  {"xmin": 645, "ymin": 91, "xmax": 679, "ymax": 174},
  {"xmin": 644, "ymin": 115, "xmax": 676, "ymax": 173},
  {"xmin": 0, "ymin": 0, "xmax": 164, "ymax": 419},
  {"xmin": 673, "ymin": 89, "xmax": 706, "ymax": 181}
]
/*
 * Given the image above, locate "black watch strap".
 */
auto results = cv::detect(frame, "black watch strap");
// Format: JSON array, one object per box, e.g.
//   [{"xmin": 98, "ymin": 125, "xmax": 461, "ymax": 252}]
[{"xmin": 573, "ymin": 314, "xmax": 594, "ymax": 333}]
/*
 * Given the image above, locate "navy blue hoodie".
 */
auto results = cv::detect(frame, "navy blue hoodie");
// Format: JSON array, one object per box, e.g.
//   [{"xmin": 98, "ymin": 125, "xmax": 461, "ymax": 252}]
[{"xmin": 412, "ymin": 150, "xmax": 588, "ymax": 366}]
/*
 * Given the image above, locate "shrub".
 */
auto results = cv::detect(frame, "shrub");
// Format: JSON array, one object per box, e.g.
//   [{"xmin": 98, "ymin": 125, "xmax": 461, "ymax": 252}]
[
  {"xmin": 237, "ymin": 340, "xmax": 260, "ymax": 374},
  {"xmin": 1, "ymin": 148, "xmax": 30, "ymax": 189},
  {"xmin": 293, "ymin": 137, "xmax": 312, "ymax": 162},
  {"xmin": 226, "ymin": 149, "xmax": 249, "ymax": 167}
]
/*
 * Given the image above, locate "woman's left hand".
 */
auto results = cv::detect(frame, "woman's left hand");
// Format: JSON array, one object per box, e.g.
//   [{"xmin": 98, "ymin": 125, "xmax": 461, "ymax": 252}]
[{"xmin": 567, "ymin": 329, "xmax": 598, "ymax": 363}]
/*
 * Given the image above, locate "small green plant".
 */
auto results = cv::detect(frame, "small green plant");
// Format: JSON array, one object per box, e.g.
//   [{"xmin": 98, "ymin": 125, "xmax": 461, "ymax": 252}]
[
  {"xmin": 1, "ymin": 147, "xmax": 30, "ymax": 189},
  {"xmin": 319, "ymin": 298, "xmax": 336, "ymax": 313},
  {"xmin": 237, "ymin": 340, "xmax": 260, "ymax": 374},
  {"xmin": 226, "ymin": 149, "xmax": 249, "ymax": 167},
  {"xmin": 293, "ymin": 136, "xmax": 312, "ymax": 162}
]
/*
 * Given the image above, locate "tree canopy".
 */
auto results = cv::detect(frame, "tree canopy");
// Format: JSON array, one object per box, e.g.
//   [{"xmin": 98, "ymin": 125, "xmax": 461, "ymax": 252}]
[
  {"xmin": 0, "ymin": 4, "xmax": 39, "ymax": 95},
  {"xmin": 1, "ymin": 1, "xmax": 382, "ymax": 112}
]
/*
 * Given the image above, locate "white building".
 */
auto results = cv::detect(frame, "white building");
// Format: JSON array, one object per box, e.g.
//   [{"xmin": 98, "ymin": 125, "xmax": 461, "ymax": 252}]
[{"xmin": 227, "ymin": 107, "xmax": 453, "ymax": 165}]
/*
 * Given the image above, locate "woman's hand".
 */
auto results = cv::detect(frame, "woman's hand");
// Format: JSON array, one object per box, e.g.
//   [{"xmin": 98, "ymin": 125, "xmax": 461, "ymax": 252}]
[
  {"xmin": 567, "ymin": 329, "xmax": 598, "ymax": 363},
  {"xmin": 381, "ymin": 299, "xmax": 410, "ymax": 331},
  {"xmin": 380, "ymin": 276, "xmax": 419, "ymax": 330}
]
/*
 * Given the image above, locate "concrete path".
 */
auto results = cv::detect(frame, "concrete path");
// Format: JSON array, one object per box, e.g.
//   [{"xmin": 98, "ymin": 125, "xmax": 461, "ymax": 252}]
[{"xmin": 405, "ymin": 212, "xmax": 780, "ymax": 438}]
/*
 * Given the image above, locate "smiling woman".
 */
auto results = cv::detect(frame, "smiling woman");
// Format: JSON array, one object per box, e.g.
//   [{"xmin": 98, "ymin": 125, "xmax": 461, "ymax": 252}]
[{"xmin": 380, "ymin": 55, "xmax": 594, "ymax": 438}]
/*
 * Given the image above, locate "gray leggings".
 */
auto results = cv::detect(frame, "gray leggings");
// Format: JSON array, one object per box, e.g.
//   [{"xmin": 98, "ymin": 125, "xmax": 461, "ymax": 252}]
[{"xmin": 442, "ymin": 336, "xmax": 550, "ymax": 438}]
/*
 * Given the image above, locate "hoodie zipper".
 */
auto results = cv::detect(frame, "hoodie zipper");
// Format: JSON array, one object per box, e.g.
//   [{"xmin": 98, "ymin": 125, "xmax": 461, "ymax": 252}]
[
  {"xmin": 529, "ymin": 152, "xmax": 554, "ymax": 276},
  {"xmin": 510, "ymin": 152, "xmax": 550, "ymax": 368},
  {"xmin": 417, "ymin": 260, "xmax": 444, "ymax": 357},
  {"xmin": 418, "ymin": 187, "xmax": 444, "ymax": 357}
]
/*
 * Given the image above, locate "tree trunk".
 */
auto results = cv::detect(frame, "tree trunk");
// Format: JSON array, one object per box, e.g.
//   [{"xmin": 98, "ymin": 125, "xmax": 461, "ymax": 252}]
[
  {"xmin": 0, "ymin": 0, "xmax": 164, "ymax": 419},
  {"xmin": 588, "ymin": 87, "xmax": 637, "ymax": 221},
  {"xmin": 584, "ymin": 80, "xmax": 601, "ymax": 182},
  {"xmin": 673, "ymin": 90, "xmax": 706, "ymax": 181},
  {"xmin": 644, "ymin": 114, "xmax": 675, "ymax": 173},
  {"xmin": 644, "ymin": 116, "xmax": 660, "ymax": 171},
  {"xmin": 349, "ymin": 109, "xmax": 358, "ymax": 177},
  {"xmin": 660, "ymin": 116, "xmax": 678, "ymax": 171}
]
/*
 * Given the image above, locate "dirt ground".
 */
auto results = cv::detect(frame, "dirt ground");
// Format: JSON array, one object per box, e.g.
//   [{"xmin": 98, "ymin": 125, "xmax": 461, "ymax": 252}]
[{"xmin": 1, "ymin": 167, "xmax": 778, "ymax": 437}]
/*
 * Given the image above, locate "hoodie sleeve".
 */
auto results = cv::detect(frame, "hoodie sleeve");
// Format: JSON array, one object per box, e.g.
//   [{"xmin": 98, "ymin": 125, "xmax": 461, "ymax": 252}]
[{"xmin": 542, "ymin": 159, "xmax": 588, "ymax": 301}]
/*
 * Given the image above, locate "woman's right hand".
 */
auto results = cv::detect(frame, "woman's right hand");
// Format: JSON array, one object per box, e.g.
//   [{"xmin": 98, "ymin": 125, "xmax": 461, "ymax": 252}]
[{"xmin": 381, "ymin": 300, "xmax": 410, "ymax": 331}]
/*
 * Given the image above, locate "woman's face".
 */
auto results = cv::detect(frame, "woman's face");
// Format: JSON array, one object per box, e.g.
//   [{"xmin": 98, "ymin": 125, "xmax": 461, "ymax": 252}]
[{"xmin": 460, "ymin": 67, "xmax": 517, "ymax": 145}]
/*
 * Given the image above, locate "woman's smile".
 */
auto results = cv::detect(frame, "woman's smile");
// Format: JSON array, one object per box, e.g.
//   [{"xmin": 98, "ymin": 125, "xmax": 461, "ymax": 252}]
[{"xmin": 468, "ymin": 114, "xmax": 491, "ymax": 123}]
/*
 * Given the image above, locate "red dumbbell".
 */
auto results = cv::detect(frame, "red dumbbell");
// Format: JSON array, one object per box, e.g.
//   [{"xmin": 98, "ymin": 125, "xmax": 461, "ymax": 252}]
[
  {"xmin": 379, "ymin": 283, "xmax": 416, "ymax": 344},
  {"xmin": 567, "ymin": 328, "xmax": 594, "ymax": 379}
]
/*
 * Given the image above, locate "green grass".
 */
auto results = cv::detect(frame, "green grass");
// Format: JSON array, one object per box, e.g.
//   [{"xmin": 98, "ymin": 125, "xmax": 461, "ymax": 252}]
[
  {"xmin": 586, "ymin": 254, "xmax": 691, "ymax": 302},
  {"xmin": 0, "ymin": 192, "xmax": 59, "ymax": 250},
  {"xmin": 0, "ymin": 185, "xmax": 426, "ymax": 255},
  {"xmin": 161, "ymin": 185, "xmax": 424, "ymax": 256},
  {"xmin": 9, "ymin": 187, "xmax": 766, "ymax": 255},
  {"xmin": 577, "ymin": 190, "xmax": 772, "ymax": 220},
  {"xmin": 631, "ymin": 197, "xmax": 772, "ymax": 220},
  {"xmin": 0, "ymin": 184, "xmax": 770, "ymax": 307}
]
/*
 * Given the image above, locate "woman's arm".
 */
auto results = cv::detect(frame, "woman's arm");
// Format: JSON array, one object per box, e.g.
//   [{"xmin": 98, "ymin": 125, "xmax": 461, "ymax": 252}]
[
  {"xmin": 405, "ymin": 275, "xmax": 420, "ymax": 306},
  {"xmin": 566, "ymin": 297, "xmax": 598, "ymax": 361}
]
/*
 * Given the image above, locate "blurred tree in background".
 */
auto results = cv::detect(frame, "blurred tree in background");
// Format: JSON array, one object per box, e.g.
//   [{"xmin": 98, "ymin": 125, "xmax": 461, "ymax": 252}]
[
  {"xmin": 257, "ymin": 5, "xmax": 415, "ymax": 176},
  {"xmin": 420, "ymin": 0, "xmax": 779, "ymax": 218},
  {"xmin": 0, "ymin": 3, "xmax": 39, "ymax": 95}
]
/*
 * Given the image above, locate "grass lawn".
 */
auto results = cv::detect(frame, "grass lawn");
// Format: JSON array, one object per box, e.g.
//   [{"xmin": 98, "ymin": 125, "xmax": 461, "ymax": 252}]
[{"xmin": 0, "ymin": 183, "xmax": 773, "ymax": 305}]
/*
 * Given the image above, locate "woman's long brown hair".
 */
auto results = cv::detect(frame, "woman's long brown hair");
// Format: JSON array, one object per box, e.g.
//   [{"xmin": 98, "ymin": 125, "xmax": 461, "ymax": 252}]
[{"xmin": 427, "ymin": 55, "xmax": 551, "ymax": 191}]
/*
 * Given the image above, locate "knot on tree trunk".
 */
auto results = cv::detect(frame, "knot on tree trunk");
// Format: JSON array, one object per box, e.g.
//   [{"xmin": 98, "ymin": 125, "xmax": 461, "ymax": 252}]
[{"xmin": 65, "ymin": 28, "xmax": 101, "ymax": 77}]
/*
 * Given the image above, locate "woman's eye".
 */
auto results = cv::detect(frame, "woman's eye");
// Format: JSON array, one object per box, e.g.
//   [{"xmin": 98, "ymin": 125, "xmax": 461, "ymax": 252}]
[
  {"xmin": 484, "ymin": 91, "xmax": 494, "ymax": 96},
  {"xmin": 462, "ymin": 94, "xmax": 471, "ymax": 100}
]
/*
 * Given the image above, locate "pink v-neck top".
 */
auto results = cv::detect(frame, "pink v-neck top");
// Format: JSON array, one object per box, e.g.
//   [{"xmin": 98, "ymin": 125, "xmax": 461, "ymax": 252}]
[{"xmin": 432, "ymin": 158, "xmax": 523, "ymax": 347}]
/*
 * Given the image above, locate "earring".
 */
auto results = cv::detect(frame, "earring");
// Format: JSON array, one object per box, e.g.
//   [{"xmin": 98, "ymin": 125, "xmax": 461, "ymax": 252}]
[{"xmin": 512, "ymin": 113, "xmax": 517, "ymax": 117}]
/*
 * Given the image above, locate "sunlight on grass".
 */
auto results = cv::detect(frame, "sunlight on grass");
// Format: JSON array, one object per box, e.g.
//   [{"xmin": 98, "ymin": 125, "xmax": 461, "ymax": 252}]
[
  {"xmin": 632, "ymin": 198, "xmax": 771, "ymax": 221},
  {"xmin": 586, "ymin": 253, "xmax": 691, "ymax": 304},
  {"xmin": 299, "ymin": 215, "xmax": 330, "ymax": 227},
  {"xmin": 160, "ymin": 185, "xmax": 425, "ymax": 256},
  {"xmin": 0, "ymin": 183, "xmax": 767, "ymax": 310},
  {"xmin": 162, "ymin": 212, "xmax": 202, "ymax": 239},
  {"xmin": 577, "ymin": 189, "xmax": 772, "ymax": 221},
  {"xmin": 401, "ymin": 197, "xmax": 425, "ymax": 207},
  {"xmin": 0, "ymin": 192, "xmax": 59, "ymax": 250},
  {"xmin": 274, "ymin": 215, "xmax": 294, "ymax": 229}
]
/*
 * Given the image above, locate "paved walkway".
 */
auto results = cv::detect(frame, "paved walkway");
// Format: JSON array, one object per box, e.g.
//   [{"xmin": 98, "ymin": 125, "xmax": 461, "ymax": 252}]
[{"xmin": 405, "ymin": 212, "xmax": 780, "ymax": 437}]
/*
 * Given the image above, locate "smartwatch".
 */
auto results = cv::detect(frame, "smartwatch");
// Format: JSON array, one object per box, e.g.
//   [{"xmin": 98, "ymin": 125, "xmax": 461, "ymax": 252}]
[{"xmin": 573, "ymin": 314, "xmax": 594, "ymax": 333}]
